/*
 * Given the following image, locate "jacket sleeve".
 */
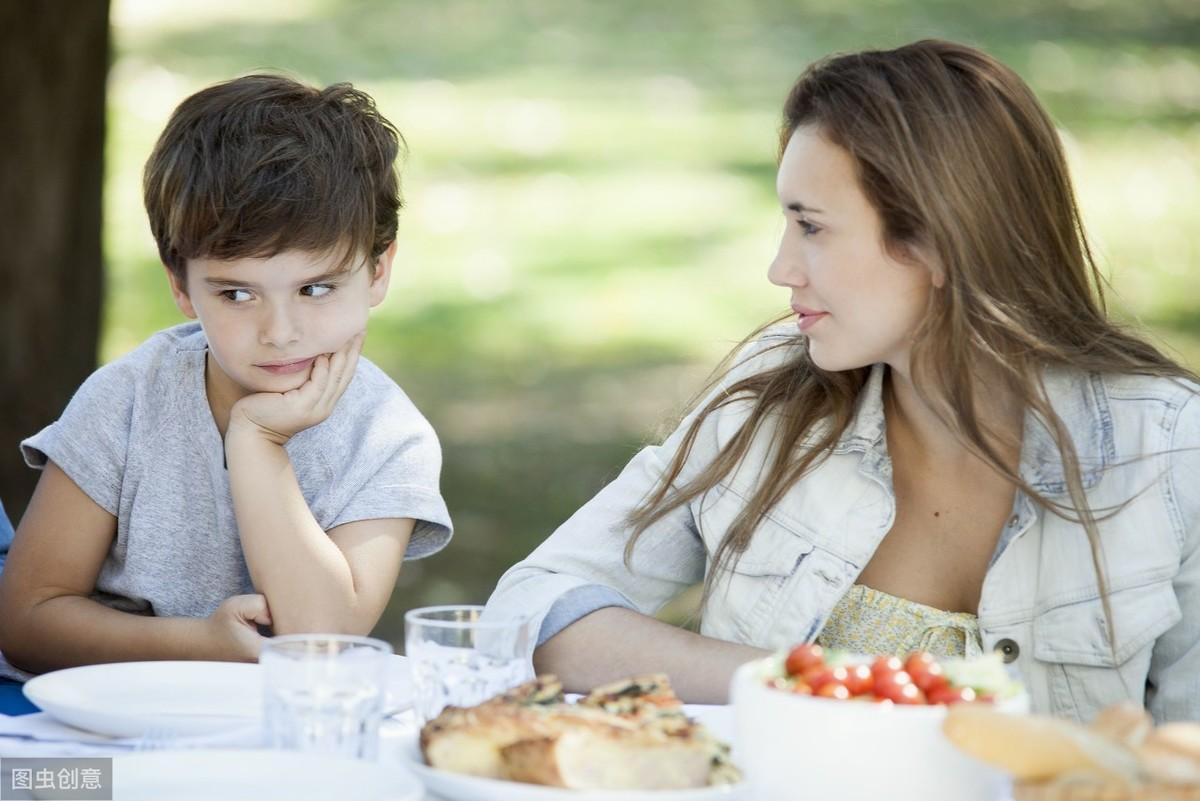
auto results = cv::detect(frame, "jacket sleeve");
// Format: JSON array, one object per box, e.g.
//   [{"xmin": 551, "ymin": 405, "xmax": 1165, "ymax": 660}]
[
  {"xmin": 484, "ymin": 328, "xmax": 800, "ymax": 646},
  {"xmin": 1147, "ymin": 389, "xmax": 1200, "ymax": 723}
]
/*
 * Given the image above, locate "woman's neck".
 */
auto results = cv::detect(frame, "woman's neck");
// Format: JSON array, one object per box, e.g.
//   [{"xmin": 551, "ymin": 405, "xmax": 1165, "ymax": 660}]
[{"xmin": 882, "ymin": 364, "xmax": 1023, "ymax": 470}]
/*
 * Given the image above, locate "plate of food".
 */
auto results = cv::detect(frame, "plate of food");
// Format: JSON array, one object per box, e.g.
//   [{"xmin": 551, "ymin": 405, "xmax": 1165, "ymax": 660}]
[
  {"xmin": 732, "ymin": 645, "xmax": 1029, "ymax": 801},
  {"xmin": 398, "ymin": 674, "xmax": 747, "ymax": 800}
]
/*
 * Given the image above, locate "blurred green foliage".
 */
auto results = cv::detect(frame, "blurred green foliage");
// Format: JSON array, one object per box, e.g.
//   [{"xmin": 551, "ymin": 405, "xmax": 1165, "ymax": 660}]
[{"xmin": 103, "ymin": 0, "xmax": 1200, "ymax": 644}]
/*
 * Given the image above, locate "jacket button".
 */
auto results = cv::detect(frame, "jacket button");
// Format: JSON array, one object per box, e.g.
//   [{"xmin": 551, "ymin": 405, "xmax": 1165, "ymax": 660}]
[{"xmin": 995, "ymin": 638, "xmax": 1020, "ymax": 663}]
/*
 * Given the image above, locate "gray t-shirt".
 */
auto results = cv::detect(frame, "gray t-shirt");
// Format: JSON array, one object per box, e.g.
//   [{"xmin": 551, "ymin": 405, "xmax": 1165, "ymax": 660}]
[{"xmin": 3, "ymin": 322, "xmax": 451, "ymax": 678}]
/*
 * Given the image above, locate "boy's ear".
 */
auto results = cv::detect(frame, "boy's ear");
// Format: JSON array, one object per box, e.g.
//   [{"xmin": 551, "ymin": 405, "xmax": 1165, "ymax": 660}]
[
  {"xmin": 367, "ymin": 240, "xmax": 397, "ymax": 307},
  {"xmin": 165, "ymin": 265, "xmax": 198, "ymax": 319}
]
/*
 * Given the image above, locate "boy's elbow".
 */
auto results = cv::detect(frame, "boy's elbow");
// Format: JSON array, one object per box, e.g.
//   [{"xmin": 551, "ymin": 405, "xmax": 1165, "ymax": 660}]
[
  {"xmin": 267, "ymin": 604, "xmax": 379, "ymax": 639},
  {"xmin": 0, "ymin": 610, "xmax": 43, "ymax": 675}
]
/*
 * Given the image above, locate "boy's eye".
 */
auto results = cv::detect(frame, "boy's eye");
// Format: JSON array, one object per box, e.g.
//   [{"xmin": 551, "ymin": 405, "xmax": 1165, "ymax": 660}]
[
  {"xmin": 220, "ymin": 289, "xmax": 253, "ymax": 303},
  {"xmin": 301, "ymin": 283, "xmax": 336, "ymax": 298}
]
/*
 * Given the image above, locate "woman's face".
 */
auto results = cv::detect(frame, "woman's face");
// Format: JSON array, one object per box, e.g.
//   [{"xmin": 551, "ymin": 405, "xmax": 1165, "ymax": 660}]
[{"xmin": 768, "ymin": 125, "xmax": 940, "ymax": 375}]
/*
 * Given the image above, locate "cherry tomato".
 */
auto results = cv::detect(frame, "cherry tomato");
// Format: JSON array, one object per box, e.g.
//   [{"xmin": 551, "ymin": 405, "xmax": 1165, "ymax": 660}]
[
  {"xmin": 843, "ymin": 664, "xmax": 875, "ymax": 696},
  {"xmin": 806, "ymin": 665, "xmax": 850, "ymax": 692},
  {"xmin": 791, "ymin": 682, "xmax": 813, "ymax": 695},
  {"xmin": 928, "ymin": 686, "xmax": 977, "ymax": 705},
  {"xmin": 870, "ymin": 655, "xmax": 904, "ymax": 682},
  {"xmin": 815, "ymin": 682, "xmax": 851, "ymax": 700},
  {"xmin": 920, "ymin": 673, "xmax": 950, "ymax": 695},
  {"xmin": 873, "ymin": 667, "xmax": 916, "ymax": 703},
  {"xmin": 904, "ymin": 653, "xmax": 947, "ymax": 694},
  {"xmin": 784, "ymin": 644, "xmax": 825, "ymax": 677},
  {"xmin": 897, "ymin": 682, "xmax": 926, "ymax": 705}
]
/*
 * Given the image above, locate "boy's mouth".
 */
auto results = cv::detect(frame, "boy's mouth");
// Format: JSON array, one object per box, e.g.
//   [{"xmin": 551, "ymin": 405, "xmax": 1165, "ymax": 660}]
[{"xmin": 256, "ymin": 356, "xmax": 316, "ymax": 375}]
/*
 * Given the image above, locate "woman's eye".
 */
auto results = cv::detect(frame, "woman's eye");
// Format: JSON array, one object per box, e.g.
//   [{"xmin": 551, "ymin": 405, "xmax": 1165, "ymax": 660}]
[
  {"xmin": 220, "ymin": 289, "xmax": 253, "ymax": 303},
  {"xmin": 301, "ymin": 283, "xmax": 335, "ymax": 298},
  {"xmin": 797, "ymin": 219, "xmax": 821, "ymax": 237}
]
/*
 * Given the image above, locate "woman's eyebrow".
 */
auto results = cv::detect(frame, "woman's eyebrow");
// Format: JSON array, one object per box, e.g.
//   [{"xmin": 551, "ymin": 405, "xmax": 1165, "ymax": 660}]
[{"xmin": 785, "ymin": 201, "xmax": 825, "ymax": 215}]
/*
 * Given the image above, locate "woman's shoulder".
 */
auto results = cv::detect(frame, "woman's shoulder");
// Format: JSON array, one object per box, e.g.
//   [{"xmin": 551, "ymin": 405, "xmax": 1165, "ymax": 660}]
[
  {"xmin": 1098, "ymin": 370, "xmax": 1200, "ymax": 406},
  {"xmin": 1097, "ymin": 371, "xmax": 1200, "ymax": 431},
  {"xmin": 724, "ymin": 323, "xmax": 805, "ymax": 382}
]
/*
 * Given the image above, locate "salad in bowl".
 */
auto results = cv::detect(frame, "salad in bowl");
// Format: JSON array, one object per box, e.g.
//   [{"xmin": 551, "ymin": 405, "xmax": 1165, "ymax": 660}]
[{"xmin": 731, "ymin": 645, "xmax": 1028, "ymax": 801}]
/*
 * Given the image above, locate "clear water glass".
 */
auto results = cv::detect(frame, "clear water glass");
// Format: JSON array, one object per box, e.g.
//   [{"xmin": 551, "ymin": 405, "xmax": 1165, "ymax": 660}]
[
  {"xmin": 260, "ymin": 634, "xmax": 392, "ymax": 760},
  {"xmin": 404, "ymin": 605, "xmax": 536, "ymax": 723}
]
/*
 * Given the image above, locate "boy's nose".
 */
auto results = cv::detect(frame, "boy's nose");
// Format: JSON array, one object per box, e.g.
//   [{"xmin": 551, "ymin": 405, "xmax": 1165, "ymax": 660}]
[{"xmin": 260, "ymin": 305, "xmax": 301, "ymax": 347}]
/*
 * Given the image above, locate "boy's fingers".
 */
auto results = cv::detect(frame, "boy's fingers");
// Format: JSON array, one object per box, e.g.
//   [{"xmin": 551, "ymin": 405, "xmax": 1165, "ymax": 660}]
[
  {"xmin": 239, "ymin": 594, "xmax": 272, "ymax": 626},
  {"xmin": 318, "ymin": 350, "xmax": 345, "ymax": 409},
  {"xmin": 321, "ymin": 334, "xmax": 361, "ymax": 409},
  {"xmin": 304, "ymin": 354, "xmax": 332, "ymax": 401},
  {"xmin": 335, "ymin": 334, "xmax": 362, "ymax": 396}
]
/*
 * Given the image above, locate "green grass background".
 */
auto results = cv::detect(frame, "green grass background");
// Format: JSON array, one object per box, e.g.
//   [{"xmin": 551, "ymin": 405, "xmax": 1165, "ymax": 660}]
[{"xmin": 103, "ymin": 0, "xmax": 1200, "ymax": 645}]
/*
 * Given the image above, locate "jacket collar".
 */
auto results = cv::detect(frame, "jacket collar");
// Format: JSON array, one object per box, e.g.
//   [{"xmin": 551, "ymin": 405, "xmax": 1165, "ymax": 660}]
[{"xmin": 831, "ymin": 363, "xmax": 1113, "ymax": 495}]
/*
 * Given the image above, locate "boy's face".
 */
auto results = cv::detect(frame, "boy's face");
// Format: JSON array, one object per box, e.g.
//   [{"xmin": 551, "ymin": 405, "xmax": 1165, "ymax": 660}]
[{"xmin": 167, "ymin": 245, "xmax": 394, "ymax": 402}]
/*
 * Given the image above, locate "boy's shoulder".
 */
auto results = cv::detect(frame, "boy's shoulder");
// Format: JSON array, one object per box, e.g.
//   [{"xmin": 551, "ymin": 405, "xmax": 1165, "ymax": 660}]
[
  {"xmin": 93, "ymin": 321, "xmax": 206, "ymax": 381},
  {"xmin": 336, "ymin": 356, "xmax": 431, "ymax": 433},
  {"xmin": 69, "ymin": 322, "xmax": 204, "ymax": 410},
  {"xmin": 307, "ymin": 354, "xmax": 437, "ymax": 452}
]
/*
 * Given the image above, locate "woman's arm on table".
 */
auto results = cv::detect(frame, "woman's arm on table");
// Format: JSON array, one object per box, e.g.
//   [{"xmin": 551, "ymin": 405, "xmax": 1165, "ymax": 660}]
[{"xmin": 535, "ymin": 606, "xmax": 770, "ymax": 704}]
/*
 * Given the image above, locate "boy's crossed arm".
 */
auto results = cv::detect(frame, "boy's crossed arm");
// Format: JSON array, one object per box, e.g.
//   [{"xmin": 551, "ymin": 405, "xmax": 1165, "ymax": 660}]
[
  {"xmin": 0, "ymin": 462, "xmax": 272, "ymax": 673},
  {"xmin": 224, "ymin": 332, "xmax": 413, "ymax": 636},
  {"xmin": 0, "ymin": 334, "xmax": 411, "ymax": 674}
]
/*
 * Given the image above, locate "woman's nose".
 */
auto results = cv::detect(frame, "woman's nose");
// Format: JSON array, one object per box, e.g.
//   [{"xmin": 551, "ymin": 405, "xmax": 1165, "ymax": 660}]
[{"xmin": 768, "ymin": 239, "xmax": 808, "ymax": 288}]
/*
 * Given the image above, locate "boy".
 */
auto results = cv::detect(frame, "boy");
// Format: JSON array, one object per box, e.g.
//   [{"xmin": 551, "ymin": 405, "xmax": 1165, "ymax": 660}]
[{"xmin": 0, "ymin": 75, "xmax": 452, "ymax": 679}]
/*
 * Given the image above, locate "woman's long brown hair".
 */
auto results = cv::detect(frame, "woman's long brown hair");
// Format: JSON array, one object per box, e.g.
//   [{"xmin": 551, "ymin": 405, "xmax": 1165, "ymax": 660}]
[{"xmin": 625, "ymin": 40, "xmax": 1196, "ymax": 648}]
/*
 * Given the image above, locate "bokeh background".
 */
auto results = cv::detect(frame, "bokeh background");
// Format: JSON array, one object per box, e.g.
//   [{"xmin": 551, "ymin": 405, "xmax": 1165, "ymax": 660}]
[{"xmin": 100, "ymin": 0, "xmax": 1199, "ymax": 645}]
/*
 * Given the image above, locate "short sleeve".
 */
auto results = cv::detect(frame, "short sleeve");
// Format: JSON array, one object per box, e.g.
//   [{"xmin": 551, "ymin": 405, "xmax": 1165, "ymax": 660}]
[
  {"xmin": 325, "ymin": 385, "xmax": 453, "ymax": 560},
  {"xmin": 20, "ymin": 362, "xmax": 135, "ymax": 516}
]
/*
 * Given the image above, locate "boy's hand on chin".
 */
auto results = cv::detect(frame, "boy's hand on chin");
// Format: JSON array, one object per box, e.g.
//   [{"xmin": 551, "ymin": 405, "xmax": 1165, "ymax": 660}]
[{"xmin": 227, "ymin": 333, "xmax": 363, "ymax": 446}]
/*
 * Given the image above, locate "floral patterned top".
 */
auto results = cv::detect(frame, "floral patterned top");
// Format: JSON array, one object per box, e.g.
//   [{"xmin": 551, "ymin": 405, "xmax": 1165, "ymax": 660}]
[{"xmin": 816, "ymin": 584, "xmax": 984, "ymax": 658}]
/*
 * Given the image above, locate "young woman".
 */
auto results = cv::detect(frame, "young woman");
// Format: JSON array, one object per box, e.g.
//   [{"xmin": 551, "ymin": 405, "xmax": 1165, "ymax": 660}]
[{"xmin": 485, "ymin": 40, "xmax": 1199, "ymax": 723}]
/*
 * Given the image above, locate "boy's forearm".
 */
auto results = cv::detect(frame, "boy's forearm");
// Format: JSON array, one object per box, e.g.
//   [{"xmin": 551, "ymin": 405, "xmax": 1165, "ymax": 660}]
[
  {"xmin": 225, "ymin": 430, "xmax": 361, "ymax": 634},
  {"xmin": 533, "ymin": 607, "xmax": 769, "ymax": 704},
  {"xmin": 1, "ymin": 595, "xmax": 219, "ymax": 675}
]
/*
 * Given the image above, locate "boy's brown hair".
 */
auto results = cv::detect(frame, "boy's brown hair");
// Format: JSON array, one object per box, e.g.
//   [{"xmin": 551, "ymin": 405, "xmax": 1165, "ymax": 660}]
[{"xmin": 143, "ymin": 74, "xmax": 403, "ymax": 283}]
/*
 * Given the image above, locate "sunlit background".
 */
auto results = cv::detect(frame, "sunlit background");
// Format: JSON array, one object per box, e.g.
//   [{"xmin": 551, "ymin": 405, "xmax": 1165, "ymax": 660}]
[{"xmin": 103, "ymin": 0, "xmax": 1200, "ymax": 645}]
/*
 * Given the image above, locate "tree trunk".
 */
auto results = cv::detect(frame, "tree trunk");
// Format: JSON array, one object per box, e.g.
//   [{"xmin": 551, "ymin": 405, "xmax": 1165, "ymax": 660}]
[{"xmin": 0, "ymin": 1, "xmax": 110, "ymax": 523}]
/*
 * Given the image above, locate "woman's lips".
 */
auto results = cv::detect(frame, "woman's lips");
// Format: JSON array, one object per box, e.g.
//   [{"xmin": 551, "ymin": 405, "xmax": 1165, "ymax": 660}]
[
  {"xmin": 796, "ymin": 311, "xmax": 829, "ymax": 332},
  {"xmin": 256, "ymin": 357, "xmax": 316, "ymax": 375}
]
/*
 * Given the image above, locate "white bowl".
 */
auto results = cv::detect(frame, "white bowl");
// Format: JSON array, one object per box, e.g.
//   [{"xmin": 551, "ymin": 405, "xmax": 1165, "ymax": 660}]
[{"xmin": 730, "ymin": 658, "xmax": 1026, "ymax": 801}]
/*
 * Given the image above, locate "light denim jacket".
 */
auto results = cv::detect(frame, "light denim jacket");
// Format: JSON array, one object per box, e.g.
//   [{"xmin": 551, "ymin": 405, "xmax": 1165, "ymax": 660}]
[{"xmin": 486, "ymin": 327, "xmax": 1200, "ymax": 723}]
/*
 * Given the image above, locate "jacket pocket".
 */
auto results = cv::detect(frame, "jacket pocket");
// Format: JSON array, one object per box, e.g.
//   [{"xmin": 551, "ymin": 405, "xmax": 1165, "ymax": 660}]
[
  {"xmin": 1033, "ymin": 578, "xmax": 1181, "ymax": 720},
  {"xmin": 727, "ymin": 518, "xmax": 816, "ymax": 577}
]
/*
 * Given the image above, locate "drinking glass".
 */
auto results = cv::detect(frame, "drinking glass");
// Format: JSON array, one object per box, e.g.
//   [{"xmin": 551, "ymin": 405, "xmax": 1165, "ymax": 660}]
[
  {"xmin": 260, "ymin": 634, "xmax": 392, "ymax": 760},
  {"xmin": 404, "ymin": 605, "xmax": 536, "ymax": 723}
]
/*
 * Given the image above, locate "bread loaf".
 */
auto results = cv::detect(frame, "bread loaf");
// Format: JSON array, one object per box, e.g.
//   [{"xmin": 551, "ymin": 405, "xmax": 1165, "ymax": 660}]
[{"xmin": 943, "ymin": 705, "xmax": 1142, "ymax": 784}]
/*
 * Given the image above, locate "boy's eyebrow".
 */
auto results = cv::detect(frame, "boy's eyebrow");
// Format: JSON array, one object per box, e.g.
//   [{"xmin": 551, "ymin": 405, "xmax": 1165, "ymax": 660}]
[{"xmin": 202, "ymin": 270, "xmax": 348, "ymax": 290}]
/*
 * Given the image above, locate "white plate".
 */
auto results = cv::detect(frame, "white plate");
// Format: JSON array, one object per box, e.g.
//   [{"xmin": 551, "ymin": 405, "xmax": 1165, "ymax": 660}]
[
  {"xmin": 398, "ymin": 705, "xmax": 747, "ymax": 801},
  {"xmin": 23, "ymin": 656, "xmax": 413, "ymax": 738},
  {"xmin": 113, "ymin": 749, "xmax": 423, "ymax": 801}
]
